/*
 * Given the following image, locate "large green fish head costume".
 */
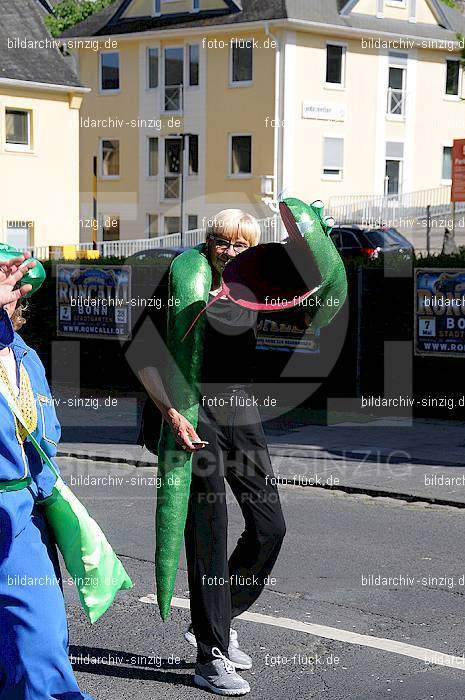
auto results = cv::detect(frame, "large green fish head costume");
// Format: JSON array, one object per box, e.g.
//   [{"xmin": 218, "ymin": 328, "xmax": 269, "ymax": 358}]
[
  {"xmin": 278, "ymin": 198, "xmax": 347, "ymax": 327},
  {"xmin": 0, "ymin": 243, "xmax": 46, "ymax": 297},
  {"xmin": 155, "ymin": 199, "xmax": 347, "ymax": 620}
]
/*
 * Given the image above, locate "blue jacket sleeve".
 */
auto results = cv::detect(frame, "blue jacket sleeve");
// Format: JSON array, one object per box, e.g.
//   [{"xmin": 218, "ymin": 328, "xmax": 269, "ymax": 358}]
[
  {"xmin": 0, "ymin": 309, "xmax": 14, "ymax": 349},
  {"xmin": 24, "ymin": 348, "xmax": 62, "ymax": 500}
]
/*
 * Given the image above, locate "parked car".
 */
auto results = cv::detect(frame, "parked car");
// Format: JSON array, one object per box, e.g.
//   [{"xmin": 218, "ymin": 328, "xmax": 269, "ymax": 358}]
[
  {"xmin": 330, "ymin": 225, "xmax": 414, "ymax": 262},
  {"xmin": 126, "ymin": 246, "xmax": 188, "ymax": 265}
]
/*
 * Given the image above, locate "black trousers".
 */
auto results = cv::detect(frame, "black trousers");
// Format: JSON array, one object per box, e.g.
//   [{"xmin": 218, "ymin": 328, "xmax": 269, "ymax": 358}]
[{"xmin": 184, "ymin": 386, "xmax": 286, "ymax": 664}]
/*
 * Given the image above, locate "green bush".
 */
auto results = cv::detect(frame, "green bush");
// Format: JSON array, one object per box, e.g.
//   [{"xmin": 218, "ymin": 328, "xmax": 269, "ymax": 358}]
[
  {"xmin": 414, "ymin": 247, "xmax": 465, "ymax": 267},
  {"xmin": 45, "ymin": 0, "xmax": 117, "ymax": 37}
]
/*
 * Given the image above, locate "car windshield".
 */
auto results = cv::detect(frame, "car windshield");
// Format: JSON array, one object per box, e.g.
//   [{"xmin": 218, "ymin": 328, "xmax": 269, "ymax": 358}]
[{"xmin": 363, "ymin": 230, "xmax": 401, "ymax": 247}]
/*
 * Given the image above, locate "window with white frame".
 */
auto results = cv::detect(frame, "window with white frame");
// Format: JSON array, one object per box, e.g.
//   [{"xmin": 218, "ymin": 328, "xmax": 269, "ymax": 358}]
[
  {"xmin": 148, "ymin": 47, "xmax": 159, "ymax": 88},
  {"xmin": 323, "ymin": 137, "xmax": 344, "ymax": 179},
  {"xmin": 188, "ymin": 214, "xmax": 198, "ymax": 230},
  {"xmin": 164, "ymin": 216, "xmax": 180, "ymax": 235},
  {"xmin": 164, "ymin": 138, "xmax": 182, "ymax": 198},
  {"xmin": 189, "ymin": 44, "xmax": 199, "ymax": 86},
  {"xmin": 230, "ymin": 135, "xmax": 252, "ymax": 176},
  {"xmin": 148, "ymin": 137, "xmax": 159, "ymax": 176},
  {"xmin": 326, "ymin": 44, "xmax": 345, "ymax": 86},
  {"xmin": 7, "ymin": 221, "xmax": 33, "ymax": 248},
  {"xmin": 101, "ymin": 139, "xmax": 120, "ymax": 177},
  {"xmin": 147, "ymin": 214, "xmax": 159, "ymax": 237},
  {"xmin": 164, "ymin": 46, "xmax": 184, "ymax": 112},
  {"xmin": 192, "ymin": 0, "xmax": 200, "ymax": 11},
  {"xmin": 154, "ymin": 0, "xmax": 161, "ymax": 15},
  {"xmin": 189, "ymin": 135, "xmax": 198, "ymax": 175},
  {"xmin": 100, "ymin": 52, "xmax": 120, "ymax": 91},
  {"xmin": 385, "ymin": 142, "xmax": 404, "ymax": 195},
  {"xmin": 102, "ymin": 215, "xmax": 120, "ymax": 241},
  {"xmin": 5, "ymin": 109, "xmax": 31, "ymax": 151},
  {"xmin": 442, "ymin": 146, "xmax": 452, "ymax": 181},
  {"xmin": 387, "ymin": 52, "xmax": 407, "ymax": 116},
  {"xmin": 231, "ymin": 40, "xmax": 253, "ymax": 84},
  {"xmin": 446, "ymin": 59, "xmax": 460, "ymax": 96}
]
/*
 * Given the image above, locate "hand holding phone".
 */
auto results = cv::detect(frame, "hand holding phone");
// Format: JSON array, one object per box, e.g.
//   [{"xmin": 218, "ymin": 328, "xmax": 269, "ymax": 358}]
[{"xmin": 192, "ymin": 440, "xmax": 209, "ymax": 449}]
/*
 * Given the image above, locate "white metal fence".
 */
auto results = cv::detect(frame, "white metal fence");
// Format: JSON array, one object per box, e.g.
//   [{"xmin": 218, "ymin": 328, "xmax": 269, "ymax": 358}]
[
  {"xmin": 328, "ymin": 185, "xmax": 465, "ymax": 227},
  {"xmin": 28, "ymin": 215, "xmax": 282, "ymax": 261}
]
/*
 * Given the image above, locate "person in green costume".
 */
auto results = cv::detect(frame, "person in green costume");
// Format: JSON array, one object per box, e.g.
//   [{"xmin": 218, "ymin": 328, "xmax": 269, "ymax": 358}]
[{"xmin": 138, "ymin": 201, "xmax": 346, "ymax": 696}]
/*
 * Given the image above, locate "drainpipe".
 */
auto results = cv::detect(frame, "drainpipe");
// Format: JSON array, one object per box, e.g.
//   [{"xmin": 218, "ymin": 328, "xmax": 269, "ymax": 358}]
[{"xmin": 264, "ymin": 21, "xmax": 283, "ymax": 228}]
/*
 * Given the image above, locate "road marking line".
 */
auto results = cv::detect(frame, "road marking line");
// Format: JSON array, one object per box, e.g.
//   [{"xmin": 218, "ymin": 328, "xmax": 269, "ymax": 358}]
[{"xmin": 139, "ymin": 594, "xmax": 465, "ymax": 671}]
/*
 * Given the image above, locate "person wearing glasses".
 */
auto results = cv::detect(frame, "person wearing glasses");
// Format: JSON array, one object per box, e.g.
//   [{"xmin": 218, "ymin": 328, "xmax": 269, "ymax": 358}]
[{"xmin": 138, "ymin": 210, "xmax": 286, "ymax": 696}]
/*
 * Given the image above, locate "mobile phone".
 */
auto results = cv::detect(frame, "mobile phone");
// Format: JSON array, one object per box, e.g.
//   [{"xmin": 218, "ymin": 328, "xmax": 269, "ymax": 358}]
[{"xmin": 192, "ymin": 440, "xmax": 209, "ymax": 448}]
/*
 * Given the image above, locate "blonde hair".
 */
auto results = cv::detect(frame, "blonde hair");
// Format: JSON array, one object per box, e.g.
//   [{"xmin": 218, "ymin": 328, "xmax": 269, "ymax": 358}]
[{"xmin": 206, "ymin": 209, "xmax": 261, "ymax": 247}]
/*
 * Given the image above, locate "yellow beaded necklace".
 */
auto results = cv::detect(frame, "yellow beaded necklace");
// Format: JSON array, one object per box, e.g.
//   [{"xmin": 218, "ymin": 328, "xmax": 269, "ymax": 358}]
[{"xmin": 0, "ymin": 355, "xmax": 38, "ymax": 444}]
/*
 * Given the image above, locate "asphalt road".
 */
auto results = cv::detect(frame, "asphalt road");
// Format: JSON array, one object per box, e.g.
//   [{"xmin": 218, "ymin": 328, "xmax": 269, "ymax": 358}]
[{"xmin": 59, "ymin": 457, "xmax": 465, "ymax": 700}]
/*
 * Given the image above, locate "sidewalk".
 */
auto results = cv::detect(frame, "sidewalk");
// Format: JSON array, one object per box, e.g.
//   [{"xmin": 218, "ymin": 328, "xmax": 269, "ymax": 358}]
[{"xmin": 58, "ymin": 417, "xmax": 465, "ymax": 507}]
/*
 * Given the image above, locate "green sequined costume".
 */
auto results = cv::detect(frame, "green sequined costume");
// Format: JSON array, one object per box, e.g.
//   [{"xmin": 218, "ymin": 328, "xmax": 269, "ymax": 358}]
[{"xmin": 155, "ymin": 200, "xmax": 347, "ymax": 620}]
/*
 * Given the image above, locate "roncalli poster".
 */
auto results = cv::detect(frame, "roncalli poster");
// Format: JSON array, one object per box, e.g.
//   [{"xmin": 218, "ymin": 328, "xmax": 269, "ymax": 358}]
[
  {"xmin": 57, "ymin": 265, "xmax": 132, "ymax": 340},
  {"xmin": 415, "ymin": 268, "xmax": 465, "ymax": 357}
]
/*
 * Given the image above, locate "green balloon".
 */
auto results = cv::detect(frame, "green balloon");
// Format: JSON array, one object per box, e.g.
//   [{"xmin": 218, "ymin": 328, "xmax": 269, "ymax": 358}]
[{"xmin": 0, "ymin": 243, "xmax": 46, "ymax": 297}]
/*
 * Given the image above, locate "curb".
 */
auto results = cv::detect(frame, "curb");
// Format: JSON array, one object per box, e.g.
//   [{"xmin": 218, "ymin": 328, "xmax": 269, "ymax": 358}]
[
  {"xmin": 275, "ymin": 475, "xmax": 465, "ymax": 509},
  {"xmin": 57, "ymin": 450, "xmax": 156, "ymax": 468},
  {"xmin": 268, "ymin": 446, "xmax": 465, "ymax": 469},
  {"xmin": 57, "ymin": 448, "xmax": 465, "ymax": 509}
]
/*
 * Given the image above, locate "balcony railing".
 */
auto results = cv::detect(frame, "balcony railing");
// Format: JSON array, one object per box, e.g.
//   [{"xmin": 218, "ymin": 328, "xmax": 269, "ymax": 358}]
[
  {"xmin": 164, "ymin": 84, "xmax": 183, "ymax": 113},
  {"xmin": 387, "ymin": 87, "xmax": 406, "ymax": 116}
]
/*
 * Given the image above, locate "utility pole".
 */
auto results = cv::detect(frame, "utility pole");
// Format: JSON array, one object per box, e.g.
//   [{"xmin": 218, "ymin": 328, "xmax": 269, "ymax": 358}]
[{"xmin": 92, "ymin": 155, "xmax": 98, "ymax": 250}]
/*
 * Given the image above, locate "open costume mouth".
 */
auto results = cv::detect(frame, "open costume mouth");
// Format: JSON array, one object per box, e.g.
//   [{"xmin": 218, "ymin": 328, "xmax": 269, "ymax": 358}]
[
  {"xmin": 182, "ymin": 197, "xmax": 347, "ymax": 340},
  {"xmin": 221, "ymin": 238, "xmax": 321, "ymax": 310}
]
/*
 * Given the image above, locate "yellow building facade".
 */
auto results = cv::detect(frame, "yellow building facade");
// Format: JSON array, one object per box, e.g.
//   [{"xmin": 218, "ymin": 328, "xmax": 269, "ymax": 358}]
[
  {"xmin": 65, "ymin": 0, "xmax": 465, "ymax": 241},
  {"xmin": 0, "ymin": 85, "xmax": 85, "ymax": 252},
  {"xmin": 0, "ymin": 0, "xmax": 87, "ymax": 251}
]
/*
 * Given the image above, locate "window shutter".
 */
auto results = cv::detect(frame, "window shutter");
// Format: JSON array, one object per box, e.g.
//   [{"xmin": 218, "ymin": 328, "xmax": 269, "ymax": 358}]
[
  {"xmin": 324, "ymin": 138, "xmax": 344, "ymax": 170},
  {"xmin": 388, "ymin": 52, "xmax": 408, "ymax": 67},
  {"xmin": 386, "ymin": 142, "xmax": 404, "ymax": 159}
]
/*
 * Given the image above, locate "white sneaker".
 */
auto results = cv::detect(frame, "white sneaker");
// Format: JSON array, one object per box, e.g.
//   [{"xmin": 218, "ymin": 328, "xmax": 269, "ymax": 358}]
[
  {"xmin": 194, "ymin": 647, "xmax": 251, "ymax": 696},
  {"xmin": 185, "ymin": 626, "xmax": 253, "ymax": 670}
]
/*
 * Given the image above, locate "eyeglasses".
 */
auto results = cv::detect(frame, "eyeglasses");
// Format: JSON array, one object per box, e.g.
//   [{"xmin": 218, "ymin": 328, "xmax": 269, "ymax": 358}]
[{"xmin": 208, "ymin": 235, "xmax": 249, "ymax": 254}]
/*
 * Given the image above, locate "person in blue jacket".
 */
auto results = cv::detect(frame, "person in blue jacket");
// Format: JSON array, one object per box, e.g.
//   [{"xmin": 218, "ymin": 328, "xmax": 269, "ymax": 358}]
[{"xmin": 0, "ymin": 251, "xmax": 93, "ymax": 700}]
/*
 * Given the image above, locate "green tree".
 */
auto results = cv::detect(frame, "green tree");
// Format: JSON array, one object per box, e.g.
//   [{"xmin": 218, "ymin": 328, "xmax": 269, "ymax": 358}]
[{"xmin": 45, "ymin": 0, "xmax": 117, "ymax": 37}]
